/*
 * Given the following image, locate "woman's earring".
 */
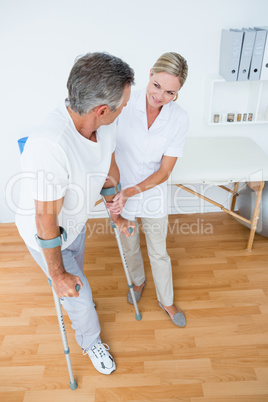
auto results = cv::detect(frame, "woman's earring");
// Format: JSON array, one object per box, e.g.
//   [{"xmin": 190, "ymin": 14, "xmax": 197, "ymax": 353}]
[{"xmin": 173, "ymin": 94, "xmax": 178, "ymax": 102}]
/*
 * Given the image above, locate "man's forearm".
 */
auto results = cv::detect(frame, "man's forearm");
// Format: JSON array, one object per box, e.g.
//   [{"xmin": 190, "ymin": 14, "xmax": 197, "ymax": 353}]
[
  {"xmin": 34, "ymin": 198, "xmax": 82, "ymax": 298},
  {"xmin": 42, "ymin": 246, "xmax": 65, "ymax": 279},
  {"xmin": 102, "ymin": 152, "xmax": 121, "ymax": 206},
  {"xmin": 102, "ymin": 152, "xmax": 120, "ymax": 198},
  {"xmin": 35, "ymin": 214, "xmax": 66, "ymax": 279}
]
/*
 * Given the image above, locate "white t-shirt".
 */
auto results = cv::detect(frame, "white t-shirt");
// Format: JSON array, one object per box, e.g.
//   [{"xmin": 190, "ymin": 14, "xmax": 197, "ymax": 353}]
[
  {"xmin": 115, "ymin": 88, "xmax": 189, "ymax": 220},
  {"xmin": 15, "ymin": 101, "xmax": 115, "ymax": 251}
]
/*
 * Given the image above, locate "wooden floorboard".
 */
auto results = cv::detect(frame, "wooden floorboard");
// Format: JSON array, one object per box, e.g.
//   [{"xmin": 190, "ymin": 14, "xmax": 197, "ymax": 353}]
[{"xmin": 0, "ymin": 212, "xmax": 268, "ymax": 401}]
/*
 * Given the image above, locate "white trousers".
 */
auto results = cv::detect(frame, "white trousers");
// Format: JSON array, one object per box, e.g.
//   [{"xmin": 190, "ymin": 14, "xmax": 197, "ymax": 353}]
[
  {"xmin": 27, "ymin": 226, "xmax": 101, "ymax": 351},
  {"xmin": 120, "ymin": 216, "xmax": 174, "ymax": 306}
]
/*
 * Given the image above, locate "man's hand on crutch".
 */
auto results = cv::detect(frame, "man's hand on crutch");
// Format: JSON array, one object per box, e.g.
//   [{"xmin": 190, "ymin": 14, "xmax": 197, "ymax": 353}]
[
  {"xmin": 50, "ymin": 271, "xmax": 82, "ymax": 298},
  {"xmin": 110, "ymin": 213, "xmax": 135, "ymax": 238},
  {"xmin": 35, "ymin": 198, "xmax": 83, "ymax": 298},
  {"xmin": 101, "ymin": 152, "xmax": 135, "ymax": 237},
  {"xmin": 105, "ymin": 187, "xmax": 131, "ymax": 215},
  {"xmin": 102, "ymin": 190, "xmax": 135, "ymax": 238}
]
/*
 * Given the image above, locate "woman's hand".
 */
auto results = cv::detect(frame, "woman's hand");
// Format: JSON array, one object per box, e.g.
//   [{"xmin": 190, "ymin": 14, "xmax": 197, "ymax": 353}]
[
  {"xmin": 112, "ymin": 215, "xmax": 135, "ymax": 238},
  {"xmin": 106, "ymin": 189, "xmax": 131, "ymax": 215}
]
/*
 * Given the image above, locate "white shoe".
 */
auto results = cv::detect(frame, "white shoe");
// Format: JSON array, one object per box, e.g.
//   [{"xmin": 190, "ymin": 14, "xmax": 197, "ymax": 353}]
[{"xmin": 84, "ymin": 340, "xmax": 116, "ymax": 375}]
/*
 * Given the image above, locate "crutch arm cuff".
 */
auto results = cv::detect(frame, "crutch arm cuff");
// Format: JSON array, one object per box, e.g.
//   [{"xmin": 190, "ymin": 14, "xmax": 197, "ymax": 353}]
[
  {"xmin": 35, "ymin": 226, "xmax": 67, "ymax": 249},
  {"xmin": 100, "ymin": 182, "xmax": 121, "ymax": 196}
]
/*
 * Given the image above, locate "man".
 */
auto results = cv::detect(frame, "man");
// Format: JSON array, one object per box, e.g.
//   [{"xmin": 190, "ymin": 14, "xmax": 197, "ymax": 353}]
[{"xmin": 15, "ymin": 52, "xmax": 135, "ymax": 375}]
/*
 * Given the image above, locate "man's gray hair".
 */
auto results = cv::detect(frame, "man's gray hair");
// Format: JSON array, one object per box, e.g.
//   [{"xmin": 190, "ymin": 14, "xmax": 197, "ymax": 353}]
[{"xmin": 67, "ymin": 52, "xmax": 135, "ymax": 115}]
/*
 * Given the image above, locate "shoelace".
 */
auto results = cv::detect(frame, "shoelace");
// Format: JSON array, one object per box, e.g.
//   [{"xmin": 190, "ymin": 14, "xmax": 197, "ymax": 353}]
[
  {"xmin": 96, "ymin": 343, "xmax": 109, "ymax": 358},
  {"xmin": 83, "ymin": 342, "xmax": 110, "ymax": 357}
]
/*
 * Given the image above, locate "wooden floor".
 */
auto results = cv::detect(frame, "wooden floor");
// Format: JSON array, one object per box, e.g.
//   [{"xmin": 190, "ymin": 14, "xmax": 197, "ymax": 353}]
[{"xmin": 0, "ymin": 212, "xmax": 268, "ymax": 402}]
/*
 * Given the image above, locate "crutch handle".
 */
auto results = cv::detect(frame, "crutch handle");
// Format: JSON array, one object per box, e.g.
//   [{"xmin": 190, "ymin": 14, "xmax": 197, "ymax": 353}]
[
  {"xmin": 110, "ymin": 221, "xmax": 133, "ymax": 234},
  {"xmin": 48, "ymin": 278, "xmax": 80, "ymax": 293}
]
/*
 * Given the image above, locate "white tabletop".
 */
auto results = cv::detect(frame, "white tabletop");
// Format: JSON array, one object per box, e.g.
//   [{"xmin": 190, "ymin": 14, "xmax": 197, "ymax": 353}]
[{"xmin": 170, "ymin": 137, "xmax": 268, "ymax": 185}]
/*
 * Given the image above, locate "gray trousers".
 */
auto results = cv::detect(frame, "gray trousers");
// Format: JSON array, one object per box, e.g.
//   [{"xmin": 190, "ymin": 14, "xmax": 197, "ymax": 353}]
[
  {"xmin": 120, "ymin": 216, "xmax": 174, "ymax": 306},
  {"xmin": 27, "ymin": 226, "xmax": 101, "ymax": 351}
]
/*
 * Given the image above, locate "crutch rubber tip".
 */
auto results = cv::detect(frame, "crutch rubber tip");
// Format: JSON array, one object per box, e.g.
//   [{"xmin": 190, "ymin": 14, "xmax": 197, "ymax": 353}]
[
  {"xmin": 70, "ymin": 380, "xmax": 78, "ymax": 390},
  {"xmin": 136, "ymin": 313, "xmax": 142, "ymax": 321}
]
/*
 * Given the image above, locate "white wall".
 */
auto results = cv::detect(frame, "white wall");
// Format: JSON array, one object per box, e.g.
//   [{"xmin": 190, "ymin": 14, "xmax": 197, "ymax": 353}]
[{"xmin": 1, "ymin": 0, "xmax": 268, "ymax": 222}]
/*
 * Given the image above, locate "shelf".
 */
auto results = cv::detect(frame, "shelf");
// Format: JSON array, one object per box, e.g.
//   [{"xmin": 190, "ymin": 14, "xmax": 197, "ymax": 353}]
[
  {"xmin": 206, "ymin": 76, "xmax": 268, "ymax": 126},
  {"xmin": 209, "ymin": 120, "xmax": 268, "ymax": 126}
]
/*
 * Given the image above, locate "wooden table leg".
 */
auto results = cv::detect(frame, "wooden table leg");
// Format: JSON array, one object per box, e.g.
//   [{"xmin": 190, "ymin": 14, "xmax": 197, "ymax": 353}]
[
  {"xmin": 246, "ymin": 181, "xmax": 265, "ymax": 252},
  {"xmin": 230, "ymin": 182, "xmax": 239, "ymax": 212}
]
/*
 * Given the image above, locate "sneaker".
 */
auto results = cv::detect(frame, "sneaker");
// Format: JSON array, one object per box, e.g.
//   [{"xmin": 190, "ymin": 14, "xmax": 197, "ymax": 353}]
[{"xmin": 84, "ymin": 341, "xmax": 116, "ymax": 375}]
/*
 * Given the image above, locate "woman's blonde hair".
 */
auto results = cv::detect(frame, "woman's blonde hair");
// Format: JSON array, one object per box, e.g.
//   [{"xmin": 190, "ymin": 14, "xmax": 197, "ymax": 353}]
[{"xmin": 151, "ymin": 52, "xmax": 188, "ymax": 101}]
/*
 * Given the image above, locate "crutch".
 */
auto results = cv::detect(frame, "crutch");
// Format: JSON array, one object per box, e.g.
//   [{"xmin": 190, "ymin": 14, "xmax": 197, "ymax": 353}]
[
  {"xmin": 18, "ymin": 137, "xmax": 79, "ymax": 390},
  {"xmin": 35, "ymin": 229, "xmax": 80, "ymax": 390},
  {"xmin": 48, "ymin": 281, "xmax": 80, "ymax": 390},
  {"xmin": 100, "ymin": 188, "xmax": 142, "ymax": 321}
]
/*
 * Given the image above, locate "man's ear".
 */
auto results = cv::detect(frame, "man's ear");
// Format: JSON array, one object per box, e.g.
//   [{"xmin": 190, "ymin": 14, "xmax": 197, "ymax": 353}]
[{"xmin": 94, "ymin": 105, "xmax": 109, "ymax": 118}]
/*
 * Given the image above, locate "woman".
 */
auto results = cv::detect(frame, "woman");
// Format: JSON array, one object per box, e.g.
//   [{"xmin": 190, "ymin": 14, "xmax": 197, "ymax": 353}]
[{"xmin": 109, "ymin": 52, "xmax": 188, "ymax": 327}]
